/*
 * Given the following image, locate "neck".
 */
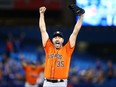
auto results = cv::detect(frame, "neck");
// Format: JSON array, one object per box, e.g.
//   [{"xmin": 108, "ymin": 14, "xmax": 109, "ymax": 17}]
[{"xmin": 55, "ymin": 47, "xmax": 61, "ymax": 50}]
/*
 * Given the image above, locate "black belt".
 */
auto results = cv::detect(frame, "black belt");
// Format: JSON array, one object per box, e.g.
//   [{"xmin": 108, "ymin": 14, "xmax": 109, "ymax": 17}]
[{"xmin": 45, "ymin": 79, "xmax": 64, "ymax": 83}]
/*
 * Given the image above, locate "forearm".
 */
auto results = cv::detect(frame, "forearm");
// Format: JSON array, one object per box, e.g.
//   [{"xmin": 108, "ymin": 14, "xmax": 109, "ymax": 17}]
[
  {"xmin": 39, "ymin": 13, "xmax": 46, "ymax": 32},
  {"xmin": 72, "ymin": 14, "xmax": 84, "ymax": 35},
  {"xmin": 69, "ymin": 15, "xmax": 84, "ymax": 47},
  {"xmin": 20, "ymin": 57, "xmax": 27, "ymax": 67},
  {"xmin": 21, "ymin": 61, "xmax": 27, "ymax": 68},
  {"xmin": 39, "ymin": 7, "xmax": 49, "ymax": 47}
]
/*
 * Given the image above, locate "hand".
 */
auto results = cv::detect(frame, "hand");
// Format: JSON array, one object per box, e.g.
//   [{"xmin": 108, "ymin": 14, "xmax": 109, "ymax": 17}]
[{"xmin": 39, "ymin": 6, "xmax": 46, "ymax": 14}]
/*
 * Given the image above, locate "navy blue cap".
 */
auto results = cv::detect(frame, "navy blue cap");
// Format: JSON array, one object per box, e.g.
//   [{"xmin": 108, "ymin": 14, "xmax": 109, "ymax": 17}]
[{"xmin": 52, "ymin": 31, "xmax": 64, "ymax": 38}]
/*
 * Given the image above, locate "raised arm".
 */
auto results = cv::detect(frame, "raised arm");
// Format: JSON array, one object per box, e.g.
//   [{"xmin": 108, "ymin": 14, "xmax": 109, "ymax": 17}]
[
  {"xmin": 39, "ymin": 6, "xmax": 49, "ymax": 47},
  {"xmin": 19, "ymin": 55, "xmax": 27, "ymax": 68},
  {"xmin": 69, "ymin": 14, "xmax": 84, "ymax": 48}
]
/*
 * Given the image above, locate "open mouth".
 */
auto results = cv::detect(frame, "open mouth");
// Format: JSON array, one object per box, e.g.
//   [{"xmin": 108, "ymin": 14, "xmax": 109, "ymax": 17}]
[
  {"xmin": 54, "ymin": 41, "xmax": 60, "ymax": 48},
  {"xmin": 55, "ymin": 41, "xmax": 60, "ymax": 44}
]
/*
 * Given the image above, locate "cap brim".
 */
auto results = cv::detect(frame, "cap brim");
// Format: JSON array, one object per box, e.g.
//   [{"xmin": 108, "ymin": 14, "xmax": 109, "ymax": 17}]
[{"xmin": 52, "ymin": 34, "xmax": 63, "ymax": 38}]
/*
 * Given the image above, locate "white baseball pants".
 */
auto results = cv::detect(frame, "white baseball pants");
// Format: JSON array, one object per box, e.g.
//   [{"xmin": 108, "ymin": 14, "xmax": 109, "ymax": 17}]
[
  {"xmin": 43, "ymin": 79, "xmax": 67, "ymax": 87},
  {"xmin": 25, "ymin": 82, "xmax": 38, "ymax": 87}
]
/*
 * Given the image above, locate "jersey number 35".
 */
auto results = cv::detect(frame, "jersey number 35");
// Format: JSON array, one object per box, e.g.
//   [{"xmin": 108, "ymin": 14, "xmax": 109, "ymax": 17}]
[{"xmin": 57, "ymin": 61, "xmax": 64, "ymax": 67}]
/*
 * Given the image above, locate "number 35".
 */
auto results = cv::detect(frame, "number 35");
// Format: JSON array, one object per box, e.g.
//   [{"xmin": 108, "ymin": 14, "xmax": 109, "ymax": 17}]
[{"xmin": 57, "ymin": 61, "xmax": 64, "ymax": 67}]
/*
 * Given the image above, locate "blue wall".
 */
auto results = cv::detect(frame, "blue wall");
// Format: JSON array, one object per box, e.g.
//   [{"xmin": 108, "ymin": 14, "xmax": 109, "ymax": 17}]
[{"xmin": 0, "ymin": 26, "xmax": 116, "ymax": 43}]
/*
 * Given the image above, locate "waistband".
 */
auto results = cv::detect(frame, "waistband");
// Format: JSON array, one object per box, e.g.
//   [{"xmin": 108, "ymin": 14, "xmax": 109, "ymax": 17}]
[
  {"xmin": 26, "ymin": 82, "xmax": 37, "ymax": 85},
  {"xmin": 45, "ymin": 78, "xmax": 67, "ymax": 83}
]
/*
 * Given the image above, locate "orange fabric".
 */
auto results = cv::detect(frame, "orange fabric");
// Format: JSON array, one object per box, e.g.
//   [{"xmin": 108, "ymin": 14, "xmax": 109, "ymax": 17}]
[
  {"xmin": 44, "ymin": 39, "xmax": 75, "ymax": 79},
  {"xmin": 24, "ymin": 65, "xmax": 43, "ymax": 84}
]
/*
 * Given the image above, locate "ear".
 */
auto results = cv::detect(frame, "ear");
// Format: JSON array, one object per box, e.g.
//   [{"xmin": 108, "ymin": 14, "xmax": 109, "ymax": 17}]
[
  {"xmin": 62, "ymin": 38, "xmax": 64, "ymax": 43},
  {"xmin": 52, "ymin": 38, "xmax": 54, "ymax": 43}
]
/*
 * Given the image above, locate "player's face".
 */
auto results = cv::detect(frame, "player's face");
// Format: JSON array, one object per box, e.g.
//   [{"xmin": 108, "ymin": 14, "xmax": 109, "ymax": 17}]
[{"xmin": 52, "ymin": 36, "xmax": 64, "ymax": 49}]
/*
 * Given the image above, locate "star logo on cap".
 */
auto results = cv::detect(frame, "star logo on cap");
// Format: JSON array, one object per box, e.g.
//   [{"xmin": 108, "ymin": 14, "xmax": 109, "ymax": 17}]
[{"xmin": 56, "ymin": 31, "xmax": 60, "ymax": 34}]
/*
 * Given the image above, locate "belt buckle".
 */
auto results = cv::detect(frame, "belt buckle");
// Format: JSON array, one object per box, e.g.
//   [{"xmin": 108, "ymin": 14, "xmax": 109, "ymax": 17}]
[
  {"xmin": 58, "ymin": 79, "xmax": 64, "ymax": 82},
  {"xmin": 45, "ymin": 78, "xmax": 64, "ymax": 83},
  {"xmin": 58, "ymin": 79, "xmax": 60, "ymax": 82}
]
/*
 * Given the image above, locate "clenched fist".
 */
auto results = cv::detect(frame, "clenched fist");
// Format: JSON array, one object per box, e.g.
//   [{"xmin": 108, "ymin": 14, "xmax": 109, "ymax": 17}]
[{"xmin": 39, "ymin": 6, "xmax": 46, "ymax": 14}]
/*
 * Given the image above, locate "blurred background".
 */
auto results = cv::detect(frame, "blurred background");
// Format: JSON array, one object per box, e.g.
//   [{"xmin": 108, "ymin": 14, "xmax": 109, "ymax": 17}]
[{"xmin": 0, "ymin": 0, "xmax": 116, "ymax": 87}]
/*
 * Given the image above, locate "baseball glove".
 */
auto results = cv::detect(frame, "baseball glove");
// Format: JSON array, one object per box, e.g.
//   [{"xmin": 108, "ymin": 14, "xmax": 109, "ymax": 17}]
[{"xmin": 68, "ymin": 4, "xmax": 85, "ymax": 16}]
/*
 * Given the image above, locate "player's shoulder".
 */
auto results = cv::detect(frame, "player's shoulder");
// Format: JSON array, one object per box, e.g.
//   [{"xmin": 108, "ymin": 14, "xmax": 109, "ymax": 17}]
[
  {"xmin": 44, "ymin": 38, "xmax": 53, "ymax": 48},
  {"xmin": 24, "ymin": 65, "xmax": 30, "ymax": 70},
  {"xmin": 63, "ymin": 40, "xmax": 70, "ymax": 47},
  {"xmin": 37, "ymin": 66, "xmax": 44, "ymax": 71}
]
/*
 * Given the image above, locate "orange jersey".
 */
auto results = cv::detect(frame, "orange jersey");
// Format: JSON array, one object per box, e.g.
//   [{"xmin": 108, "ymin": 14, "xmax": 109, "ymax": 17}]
[
  {"xmin": 44, "ymin": 39, "xmax": 75, "ymax": 79},
  {"xmin": 24, "ymin": 65, "xmax": 43, "ymax": 84}
]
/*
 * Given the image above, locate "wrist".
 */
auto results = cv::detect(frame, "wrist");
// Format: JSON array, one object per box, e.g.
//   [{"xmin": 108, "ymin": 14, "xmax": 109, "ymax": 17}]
[
  {"xmin": 79, "ymin": 14, "xmax": 84, "ymax": 19},
  {"xmin": 40, "ymin": 12, "xmax": 45, "ymax": 15}
]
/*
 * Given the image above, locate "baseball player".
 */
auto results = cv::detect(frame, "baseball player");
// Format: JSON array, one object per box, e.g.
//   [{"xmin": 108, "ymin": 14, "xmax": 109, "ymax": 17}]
[
  {"xmin": 39, "ymin": 4, "xmax": 85, "ymax": 87},
  {"xmin": 20, "ymin": 56, "xmax": 44, "ymax": 87}
]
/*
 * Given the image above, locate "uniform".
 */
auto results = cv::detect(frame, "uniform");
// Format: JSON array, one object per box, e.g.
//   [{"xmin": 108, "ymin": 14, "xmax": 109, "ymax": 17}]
[
  {"xmin": 43, "ymin": 39, "xmax": 75, "ymax": 87},
  {"xmin": 24, "ymin": 65, "xmax": 43, "ymax": 87},
  {"xmin": 39, "ymin": 5, "xmax": 85, "ymax": 87}
]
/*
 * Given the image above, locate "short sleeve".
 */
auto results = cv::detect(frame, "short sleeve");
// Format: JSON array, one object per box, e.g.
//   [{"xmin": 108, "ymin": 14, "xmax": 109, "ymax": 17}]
[
  {"xmin": 64, "ymin": 41, "xmax": 75, "ymax": 55},
  {"xmin": 38, "ymin": 66, "xmax": 44, "ymax": 72},
  {"xmin": 23, "ymin": 65, "xmax": 28, "ymax": 70},
  {"xmin": 44, "ymin": 39, "xmax": 53, "ymax": 53}
]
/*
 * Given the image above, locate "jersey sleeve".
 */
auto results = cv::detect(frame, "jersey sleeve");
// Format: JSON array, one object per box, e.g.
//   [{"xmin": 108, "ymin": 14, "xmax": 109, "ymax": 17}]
[
  {"xmin": 64, "ymin": 40, "xmax": 75, "ymax": 55},
  {"xmin": 43, "ymin": 39, "xmax": 53, "ymax": 53},
  {"xmin": 23, "ymin": 65, "xmax": 28, "ymax": 71},
  {"xmin": 38, "ymin": 66, "xmax": 44, "ymax": 71}
]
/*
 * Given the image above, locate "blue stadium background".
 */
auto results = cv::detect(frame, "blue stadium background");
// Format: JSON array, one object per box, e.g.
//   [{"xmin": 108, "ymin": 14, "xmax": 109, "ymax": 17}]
[{"xmin": 0, "ymin": 0, "xmax": 116, "ymax": 87}]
